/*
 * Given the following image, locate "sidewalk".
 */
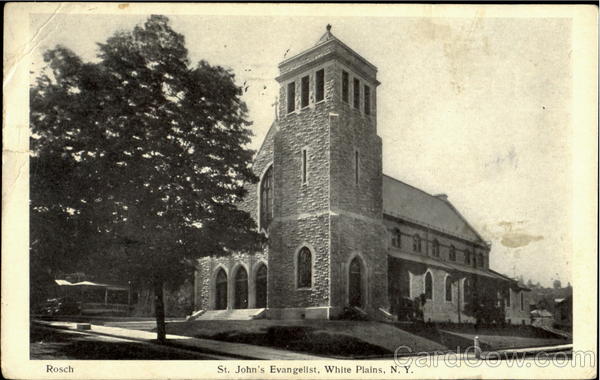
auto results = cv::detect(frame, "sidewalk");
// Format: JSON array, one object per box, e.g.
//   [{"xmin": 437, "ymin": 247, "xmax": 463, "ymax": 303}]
[{"xmin": 34, "ymin": 320, "xmax": 325, "ymax": 360}]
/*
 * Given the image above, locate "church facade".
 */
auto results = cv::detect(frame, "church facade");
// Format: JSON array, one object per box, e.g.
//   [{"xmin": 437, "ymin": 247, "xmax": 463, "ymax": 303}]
[{"xmin": 193, "ymin": 26, "xmax": 531, "ymax": 324}]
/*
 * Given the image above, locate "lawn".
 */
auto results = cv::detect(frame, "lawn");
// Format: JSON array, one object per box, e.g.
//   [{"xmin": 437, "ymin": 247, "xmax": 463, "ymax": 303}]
[
  {"xmin": 166, "ymin": 320, "xmax": 446, "ymax": 358},
  {"xmin": 165, "ymin": 320, "xmax": 571, "ymax": 358}
]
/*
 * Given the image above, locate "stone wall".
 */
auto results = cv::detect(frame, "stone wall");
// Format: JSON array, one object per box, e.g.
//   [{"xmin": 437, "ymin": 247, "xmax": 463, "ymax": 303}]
[
  {"xmin": 268, "ymin": 215, "xmax": 330, "ymax": 309},
  {"xmin": 194, "ymin": 251, "xmax": 268, "ymax": 311},
  {"xmin": 329, "ymin": 214, "xmax": 388, "ymax": 314}
]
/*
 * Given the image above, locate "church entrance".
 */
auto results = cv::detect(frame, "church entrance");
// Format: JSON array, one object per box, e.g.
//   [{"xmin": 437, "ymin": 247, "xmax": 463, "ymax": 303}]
[
  {"xmin": 234, "ymin": 267, "xmax": 248, "ymax": 309},
  {"xmin": 255, "ymin": 264, "xmax": 267, "ymax": 308},
  {"xmin": 349, "ymin": 257, "xmax": 363, "ymax": 308},
  {"xmin": 215, "ymin": 269, "xmax": 228, "ymax": 310}
]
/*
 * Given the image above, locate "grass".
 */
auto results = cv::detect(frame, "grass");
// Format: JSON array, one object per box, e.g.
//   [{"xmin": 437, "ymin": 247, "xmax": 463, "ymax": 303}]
[
  {"xmin": 165, "ymin": 319, "xmax": 571, "ymax": 358},
  {"xmin": 167, "ymin": 320, "xmax": 443, "ymax": 358}
]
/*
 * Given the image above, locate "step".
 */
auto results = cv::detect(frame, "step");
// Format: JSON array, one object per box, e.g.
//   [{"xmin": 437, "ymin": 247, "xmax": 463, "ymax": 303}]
[{"xmin": 195, "ymin": 308, "xmax": 266, "ymax": 321}]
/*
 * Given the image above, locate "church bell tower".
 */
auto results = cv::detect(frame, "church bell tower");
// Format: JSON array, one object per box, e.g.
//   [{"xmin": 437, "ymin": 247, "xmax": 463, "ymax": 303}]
[{"xmin": 267, "ymin": 25, "xmax": 388, "ymax": 319}]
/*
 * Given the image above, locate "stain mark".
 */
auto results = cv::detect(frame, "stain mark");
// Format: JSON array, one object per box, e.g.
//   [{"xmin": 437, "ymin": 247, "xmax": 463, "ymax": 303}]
[
  {"xmin": 485, "ymin": 147, "xmax": 519, "ymax": 170},
  {"xmin": 118, "ymin": 3, "xmax": 129, "ymax": 9},
  {"xmin": 501, "ymin": 232, "xmax": 544, "ymax": 248},
  {"xmin": 484, "ymin": 221, "xmax": 544, "ymax": 248}
]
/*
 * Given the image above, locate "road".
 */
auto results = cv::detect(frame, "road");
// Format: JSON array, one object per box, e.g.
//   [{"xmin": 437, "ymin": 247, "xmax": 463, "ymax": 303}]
[{"xmin": 30, "ymin": 324, "xmax": 233, "ymax": 360}]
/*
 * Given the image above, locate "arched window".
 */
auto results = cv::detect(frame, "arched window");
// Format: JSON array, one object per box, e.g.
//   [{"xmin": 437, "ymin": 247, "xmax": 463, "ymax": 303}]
[
  {"xmin": 215, "ymin": 269, "xmax": 228, "ymax": 310},
  {"xmin": 297, "ymin": 247, "xmax": 312, "ymax": 288},
  {"xmin": 234, "ymin": 267, "xmax": 248, "ymax": 309},
  {"xmin": 260, "ymin": 165, "xmax": 273, "ymax": 229},
  {"xmin": 449, "ymin": 245, "xmax": 456, "ymax": 261},
  {"xmin": 464, "ymin": 277, "xmax": 472, "ymax": 301},
  {"xmin": 391, "ymin": 228, "xmax": 401, "ymax": 248},
  {"xmin": 424, "ymin": 271, "xmax": 433, "ymax": 300},
  {"xmin": 255, "ymin": 264, "xmax": 267, "ymax": 308},
  {"xmin": 445, "ymin": 276, "xmax": 452, "ymax": 302},
  {"xmin": 432, "ymin": 239, "xmax": 440, "ymax": 257},
  {"xmin": 349, "ymin": 257, "xmax": 363, "ymax": 307},
  {"xmin": 413, "ymin": 234, "xmax": 422, "ymax": 253}
]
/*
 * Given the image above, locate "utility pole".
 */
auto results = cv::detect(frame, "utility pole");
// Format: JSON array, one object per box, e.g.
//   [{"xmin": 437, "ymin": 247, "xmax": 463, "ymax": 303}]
[{"xmin": 457, "ymin": 277, "xmax": 462, "ymax": 324}]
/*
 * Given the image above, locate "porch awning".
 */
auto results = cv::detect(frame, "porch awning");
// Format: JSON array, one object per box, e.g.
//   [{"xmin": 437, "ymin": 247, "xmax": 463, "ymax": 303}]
[
  {"xmin": 387, "ymin": 253, "xmax": 510, "ymax": 282},
  {"xmin": 387, "ymin": 250, "xmax": 454, "ymax": 271},
  {"xmin": 54, "ymin": 279, "xmax": 128, "ymax": 291},
  {"xmin": 444, "ymin": 262, "xmax": 509, "ymax": 281}
]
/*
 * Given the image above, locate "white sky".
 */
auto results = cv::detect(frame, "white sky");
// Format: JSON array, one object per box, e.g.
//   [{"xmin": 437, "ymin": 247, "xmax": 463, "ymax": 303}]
[{"xmin": 30, "ymin": 13, "xmax": 573, "ymax": 287}]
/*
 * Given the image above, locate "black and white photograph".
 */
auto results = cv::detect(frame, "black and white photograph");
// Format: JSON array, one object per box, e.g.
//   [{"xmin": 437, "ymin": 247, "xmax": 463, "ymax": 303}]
[{"xmin": 2, "ymin": 3, "xmax": 597, "ymax": 379}]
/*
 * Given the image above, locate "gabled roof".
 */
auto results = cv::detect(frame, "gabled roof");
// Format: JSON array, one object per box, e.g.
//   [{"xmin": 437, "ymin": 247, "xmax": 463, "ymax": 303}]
[{"xmin": 382, "ymin": 174, "xmax": 485, "ymax": 244}]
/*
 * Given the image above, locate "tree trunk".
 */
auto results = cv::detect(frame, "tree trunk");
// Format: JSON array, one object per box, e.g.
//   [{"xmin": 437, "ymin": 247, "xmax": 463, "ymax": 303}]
[{"xmin": 153, "ymin": 279, "xmax": 166, "ymax": 343}]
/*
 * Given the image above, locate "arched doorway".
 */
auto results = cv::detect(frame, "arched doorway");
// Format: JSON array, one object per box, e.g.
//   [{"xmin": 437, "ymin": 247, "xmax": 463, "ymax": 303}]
[
  {"xmin": 349, "ymin": 257, "xmax": 363, "ymax": 308},
  {"xmin": 255, "ymin": 264, "xmax": 267, "ymax": 308},
  {"xmin": 215, "ymin": 269, "xmax": 228, "ymax": 310},
  {"xmin": 234, "ymin": 267, "xmax": 248, "ymax": 309}
]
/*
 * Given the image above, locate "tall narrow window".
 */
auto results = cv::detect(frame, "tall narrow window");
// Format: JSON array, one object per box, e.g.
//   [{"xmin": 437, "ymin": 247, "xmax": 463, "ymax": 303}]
[
  {"xmin": 364, "ymin": 85, "xmax": 371, "ymax": 115},
  {"xmin": 391, "ymin": 228, "xmax": 401, "ymax": 248},
  {"xmin": 424, "ymin": 272, "xmax": 433, "ymax": 300},
  {"xmin": 520, "ymin": 291, "xmax": 524, "ymax": 311},
  {"xmin": 353, "ymin": 78, "xmax": 360, "ymax": 108},
  {"xmin": 464, "ymin": 278, "xmax": 471, "ymax": 302},
  {"xmin": 260, "ymin": 165, "xmax": 273, "ymax": 228},
  {"xmin": 445, "ymin": 277, "xmax": 452, "ymax": 302},
  {"xmin": 297, "ymin": 247, "xmax": 312, "ymax": 288},
  {"xmin": 315, "ymin": 69, "xmax": 325, "ymax": 102},
  {"xmin": 507, "ymin": 289, "xmax": 511, "ymax": 307},
  {"xmin": 302, "ymin": 149, "xmax": 307, "ymax": 184},
  {"xmin": 215, "ymin": 269, "xmax": 228, "ymax": 310},
  {"xmin": 234, "ymin": 267, "xmax": 248, "ymax": 309},
  {"xmin": 354, "ymin": 151, "xmax": 359, "ymax": 184},
  {"xmin": 432, "ymin": 239, "xmax": 440, "ymax": 257},
  {"xmin": 342, "ymin": 71, "xmax": 349, "ymax": 103},
  {"xmin": 413, "ymin": 234, "xmax": 422, "ymax": 252},
  {"xmin": 287, "ymin": 82, "xmax": 295, "ymax": 113},
  {"xmin": 464, "ymin": 249, "xmax": 471, "ymax": 265},
  {"xmin": 478, "ymin": 253, "xmax": 484, "ymax": 268},
  {"xmin": 301, "ymin": 75, "xmax": 309, "ymax": 108},
  {"xmin": 449, "ymin": 245, "xmax": 456, "ymax": 261}
]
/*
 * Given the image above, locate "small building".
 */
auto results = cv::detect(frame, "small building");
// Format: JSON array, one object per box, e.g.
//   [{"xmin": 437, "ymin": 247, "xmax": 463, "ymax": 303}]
[
  {"xmin": 52, "ymin": 279, "xmax": 131, "ymax": 316},
  {"xmin": 531, "ymin": 309, "xmax": 554, "ymax": 328}
]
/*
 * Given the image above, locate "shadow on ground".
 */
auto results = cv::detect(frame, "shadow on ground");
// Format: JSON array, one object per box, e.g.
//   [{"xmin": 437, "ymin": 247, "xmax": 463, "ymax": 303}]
[
  {"xmin": 30, "ymin": 325, "xmax": 204, "ymax": 360},
  {"xmin": 210, "ymin": 325, "xmax": 390, "ymax": 358}
]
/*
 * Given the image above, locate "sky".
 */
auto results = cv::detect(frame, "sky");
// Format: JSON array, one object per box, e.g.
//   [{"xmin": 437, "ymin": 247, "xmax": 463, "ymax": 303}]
[{"xmin": 30, "ymin": 12, "xmax": 574, "ymax": 287}]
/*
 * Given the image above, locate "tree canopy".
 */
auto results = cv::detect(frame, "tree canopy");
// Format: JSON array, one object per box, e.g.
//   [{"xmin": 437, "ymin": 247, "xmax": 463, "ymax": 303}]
[{"xmin": 30, "ymin": 15, "xmax": 263, "ymax": 340}]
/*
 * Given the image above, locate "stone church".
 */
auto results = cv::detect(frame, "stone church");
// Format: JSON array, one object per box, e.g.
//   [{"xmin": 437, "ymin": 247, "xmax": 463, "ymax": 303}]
[{"xmin": 193, "ymin": 26, "xmax": 531, "ymax": 324}]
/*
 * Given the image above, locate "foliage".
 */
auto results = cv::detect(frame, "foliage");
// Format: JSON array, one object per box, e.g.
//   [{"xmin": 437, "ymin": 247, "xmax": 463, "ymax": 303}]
[{"xmin": 30, "ymin": 15, "xmax": 263, "ymax": 340}]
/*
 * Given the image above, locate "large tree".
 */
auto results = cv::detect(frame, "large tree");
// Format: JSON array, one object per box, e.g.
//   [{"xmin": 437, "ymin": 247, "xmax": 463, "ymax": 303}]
[{"xmin": 30, "ymin": 15, "xmax": 263, "ymax": 342}]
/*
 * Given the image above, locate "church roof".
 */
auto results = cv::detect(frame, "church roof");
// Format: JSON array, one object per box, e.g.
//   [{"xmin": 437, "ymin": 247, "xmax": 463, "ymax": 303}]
[{"xmin": 382, "ymin": 174, "xmax": 485, "ymax": 244}]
